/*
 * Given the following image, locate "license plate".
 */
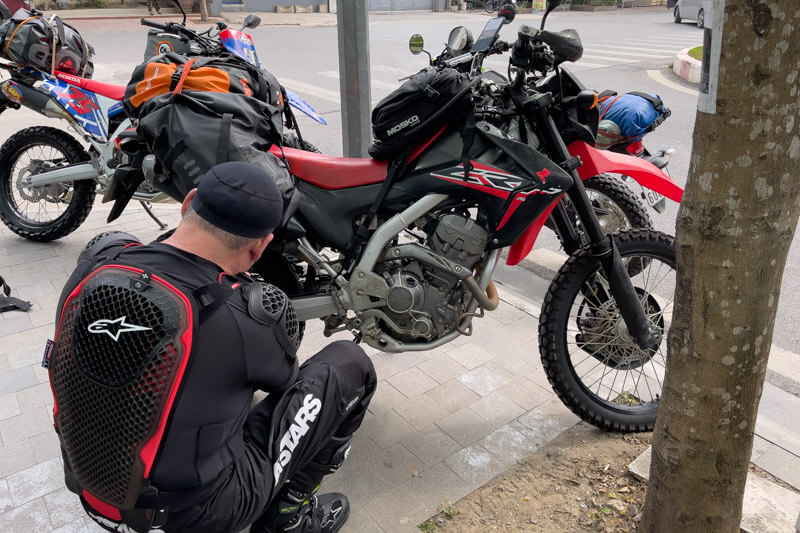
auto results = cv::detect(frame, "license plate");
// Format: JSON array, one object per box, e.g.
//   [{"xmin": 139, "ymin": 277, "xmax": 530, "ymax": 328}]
[{"xmin": 644, "ymin": 190, "xmax": 667, "ymax": 213}]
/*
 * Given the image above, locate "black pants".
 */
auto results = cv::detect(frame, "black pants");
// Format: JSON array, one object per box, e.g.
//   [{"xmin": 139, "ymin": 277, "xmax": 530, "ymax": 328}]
[{"xmin": 161, "ymin": 340, "xmax": 376, "ymax": 532}]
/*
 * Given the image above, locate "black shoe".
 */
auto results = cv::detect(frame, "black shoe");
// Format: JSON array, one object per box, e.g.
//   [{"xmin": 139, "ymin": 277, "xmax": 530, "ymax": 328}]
[{"xmin": 273, "ymin": 491, "xmax": 350, "ymax": 533}]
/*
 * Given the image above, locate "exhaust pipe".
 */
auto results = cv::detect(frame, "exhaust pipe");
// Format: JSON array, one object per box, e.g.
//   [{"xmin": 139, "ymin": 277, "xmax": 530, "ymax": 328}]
[{"xmin": 1, "ymin": 80, "xmax": 72, "ymax": 120}]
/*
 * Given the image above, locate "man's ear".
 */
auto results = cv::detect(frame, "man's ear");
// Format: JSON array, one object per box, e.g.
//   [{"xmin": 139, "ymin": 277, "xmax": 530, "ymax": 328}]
[
  {"xmin": 181, "ymin": 189, "xmax": 197, "ymax": 217},
  {"xmin": 249, "ymin": 233, "xmax": 273, "ymax": 264}
]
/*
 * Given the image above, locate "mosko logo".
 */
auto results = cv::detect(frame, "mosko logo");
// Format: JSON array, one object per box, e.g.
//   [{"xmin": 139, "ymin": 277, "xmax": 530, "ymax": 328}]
[
  {"xmin": 88, "ymin": 316, "xmax": 152, "ymax": 341},
  {"xmin": 386, "ymin": 115, "xmax": 420, "ymax": 137}
]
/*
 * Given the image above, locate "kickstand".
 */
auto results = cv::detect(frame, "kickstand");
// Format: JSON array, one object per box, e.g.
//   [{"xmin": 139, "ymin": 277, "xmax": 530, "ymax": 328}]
[{"xmin": 140, "ymin": 201, "xmax": 168, "ymax": 230}]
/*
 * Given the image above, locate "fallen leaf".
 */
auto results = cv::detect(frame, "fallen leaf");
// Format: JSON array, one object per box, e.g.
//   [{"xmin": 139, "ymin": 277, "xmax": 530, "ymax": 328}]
[
  {"xmin": 521, "ymin": 497, "xmax": 530, "ymax": 502},
  {"xmin": 609, "ymin": 492, "xmax": 617, "ymax": 499},
  {"xmin": 617, "ymin": 486, "xmax": 633, "ymax": 493},
  {"xmin": 412, "ymin": 465, "xmax": 418, "ymax": 477}
]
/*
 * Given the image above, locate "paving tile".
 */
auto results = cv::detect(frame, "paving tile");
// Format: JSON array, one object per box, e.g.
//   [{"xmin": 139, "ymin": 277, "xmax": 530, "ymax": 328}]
[
  {"xmin": 367, "ymin": 381, "xmax": 407, "ymax": 415},
  {"xmin": 754, "ymin": 445, "xmax": 800, "ymax": 490},
  {"xmin": 468, "ymin": 391, "xmax": 526, "ymax": 428},
  {"xmin": 34, "ymin": 363, "xmax": 50, "ymax": 384},
  {"xmin": 530, "ymin": 397, "xmax": 582, "ymax": 430},
  {"xmin": 750, "ymin": 434, "xmax": 772, "ymax": 463},
  {"xmin": 51, "ymin": 517, "xmax": 106, "ymax": 533},
  {"xmin": 0, "ymin": 406, "xmax": 54, "ymax": 446},
  {"xmin": 515, "ymin": 409, "xmax": 572, "ymax": 449},
  {"xmin": 0, "ymin": 314, "xmax": 32, "ymax": 337},
  {"xmin": 17, "ymin": 382, "xmax": 53, "ymax": 411},
  {"xmin": 22, "ymin": 325, "xmax": 55, "ymax": 347},
  {"xmin": 394, "ymin": 395, "xmax": 449, "ymax": 431},
  {"xmin": 45, "ymin": 486, "xmax": 86, "ymax": 529},
  {"xmin": 401, "ymin": 461, "xmax": 472, "ymax": 516},
  {"xmin": 0, "ymin": 496, "xmax": 52, "ymax": 531},
  {"xmin": 373, "ymin": 351, "xmax": 427, "ymax": 375},
  {"xmin": 363, "ymin": 442, "xmax": 426, "ymax": 488},
  {"xmin": 0, "ymin": 439, "xmax": 36, "ymax": 478},
  {"xmin": 7, "ymin": 345, "xmax": 46, "ymax": 370},
  {"xmin": 496, "ymin": 319, "xmax": 539, "ymax": 345},
  {"xmin": 0, "ymin": 478, "xmax": 14, "ymax": 514},
  {"xmin": 0, "ymin": 366, "xmax": 38, "ymax": 397},
  {"xmin": 479, "ymin": 424, "xmax": 536, "ymax": 466},
  {"xmin": 444, "ymin": 443, "xmax": 505, "ymax": 486},
  {"xmin": 486, "ymin": 303, "xmax": 532, "ymax": 325},
  {"xmin": 339, "ymin": 506, "xmax": 383, "ymax": 533},
  {"xmin": 437, "ymin": 408, "xmax": 495, "ymax": 447},
  {"xmin": 498, "ymin": 377, "xmax": 554, "ymax": 411},
  {"xmin": 30, "ymin": 429, "xmax": 62, "ymax": 463},
  {"xmin": 457, "ymin": 365, "xmax": 511, "ymax": 397},
  {"xmin": 470, "ymin": 332, "xmax": 525, "ymax": 358},
  {"xmin": 0, "ymin": 393, "xmax": 21, "ymax": 421},
  {"xmin": 403, "ymin": 425, "xmax": 462, "ymax": 468},
  {"xmin": 7, "ymin": 457, "xmax": 64, "ymax": 506},
  {"xmin": 360, "ymin": 409, "xmax": 416, "ymax": 450},
  {"xmin": 386, "ymin": 367, "xmax": 438, "ymax": 398},
  {"xmin": 416, "ymin": 354, "xmax": 468, "ymax": 384},
  {"xmin": 366, "ymin": 485, "xmax": 427, "ymax": 533},
  {"xmin": 447, "ymin": 344, "xmax": 493, "ymax": 370},
  {"xmin": 484, "ymin": 353, "xmax": 537, "ymax": 381},
  {"xmin": 425, "ymin": 379, "xmax": 481, "ymax": 414},
  {"xmin": 322, "ymin": 458, "xmax": 390, "ymax": 513}
]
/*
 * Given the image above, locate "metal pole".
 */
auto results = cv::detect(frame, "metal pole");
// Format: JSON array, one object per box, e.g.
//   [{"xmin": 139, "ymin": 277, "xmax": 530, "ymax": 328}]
[{"xmin": 336, "ymin": 0, "xmax": 371, "ymax": 157}]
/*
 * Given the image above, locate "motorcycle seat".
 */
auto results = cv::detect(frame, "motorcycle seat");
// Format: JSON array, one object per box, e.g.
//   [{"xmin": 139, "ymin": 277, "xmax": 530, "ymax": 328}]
[
  {"xmin": 54, "ymin": 71, "xmax": 125, "ymax": 101},
  {"xmin": 271, "ymin": 146, "xmax": 388, "ymax": 190}
]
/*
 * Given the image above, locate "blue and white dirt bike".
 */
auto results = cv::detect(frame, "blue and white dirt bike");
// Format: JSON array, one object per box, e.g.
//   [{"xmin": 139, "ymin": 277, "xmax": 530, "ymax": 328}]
[{"xmin": 0, "ymin": 3, "xmax": 325, "ymax": 241}]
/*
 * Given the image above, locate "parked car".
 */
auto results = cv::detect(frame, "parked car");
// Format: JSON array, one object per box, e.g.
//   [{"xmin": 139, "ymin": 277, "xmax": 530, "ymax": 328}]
[{"xmin": 673, "ymin": 0, "xmax": 710, "ymax": 28}]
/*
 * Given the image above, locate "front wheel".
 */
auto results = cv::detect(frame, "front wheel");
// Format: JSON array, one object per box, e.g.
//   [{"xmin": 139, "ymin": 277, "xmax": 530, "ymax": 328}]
[
  {"xmin": 696, "ymin": 8, "xmax": 705, "ymax": 28},
  {"xmin": 673, "ymin": 7, "xmax": 681, "ymax": 22},
  {"xmin": 0, "ymin": 127, "xmax": 95, "ymax": 241},
  {"xmin": 538, "ymin": 229, "xmax": 676, "ymax": 432},
  {"xmin": 485, "ymin": 0, "xmax": 497, "ymax": 12},
  {"xmin": 556, "ymin": 174, "xmax": 654, "ymax": 256}
]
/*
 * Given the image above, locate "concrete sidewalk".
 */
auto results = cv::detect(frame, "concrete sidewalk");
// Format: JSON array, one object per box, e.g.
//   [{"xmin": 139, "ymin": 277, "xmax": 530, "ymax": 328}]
[{"xmin": 0, "ymin": 199, "xmax": 798, "ymax": 532}]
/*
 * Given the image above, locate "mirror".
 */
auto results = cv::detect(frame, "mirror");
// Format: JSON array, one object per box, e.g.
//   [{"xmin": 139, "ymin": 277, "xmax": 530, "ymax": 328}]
[
  {"xmin": 409, "ymin": 34, "xmax": 425, "ymax": 55},
  {"xmin": 243, "ymin": 14, "xmax": 261, "ymax": 29},
  {"xmin": 170, "ymin": 0, "xmax": 187, "ymax": 25},
  {"xmin": 447, "ymin": 26, "xmax": 474, "ymax": 54},
  {"xmin": 499, "ymin": 3, "xmax": 516, "ymax": 23}
]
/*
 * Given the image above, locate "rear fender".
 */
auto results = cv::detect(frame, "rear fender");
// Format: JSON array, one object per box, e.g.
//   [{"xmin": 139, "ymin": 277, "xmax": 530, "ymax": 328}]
[
  {"xmin": 568, "ymin": 141, "xmax": 683, "ymax": 203},
  {"xmin": 506, "ymin": 197, "xmax": 561, "ymax": 266}
]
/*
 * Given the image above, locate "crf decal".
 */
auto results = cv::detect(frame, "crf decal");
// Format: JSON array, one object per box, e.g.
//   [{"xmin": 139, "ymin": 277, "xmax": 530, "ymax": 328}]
[
  {"xmin": 53, "ymin": 87, "xmax": 99, "ymax": 115},
  {"xmin": 88, "ymin": 316, "xmax": 151, "ymax": 341},
  {"xmin": 431, "ymin": 164, "xmax": 524, "ymax": 193}
]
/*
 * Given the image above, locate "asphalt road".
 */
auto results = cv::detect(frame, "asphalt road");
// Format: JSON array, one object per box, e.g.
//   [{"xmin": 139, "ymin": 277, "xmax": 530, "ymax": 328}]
[{"xmin": 2, "ymin": 7, "xmax": 799, "ymax": 357}]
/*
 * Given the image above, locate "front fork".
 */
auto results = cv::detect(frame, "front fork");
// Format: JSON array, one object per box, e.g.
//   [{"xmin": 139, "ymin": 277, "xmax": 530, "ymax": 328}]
[{"xmin": 535, "ymin": 97, "xmax": 657, "ymax": 351}]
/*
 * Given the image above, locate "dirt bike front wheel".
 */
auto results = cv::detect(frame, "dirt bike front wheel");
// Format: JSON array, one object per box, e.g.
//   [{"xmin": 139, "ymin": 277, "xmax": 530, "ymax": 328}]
[
  {"xmin": 0, "ymin": 127, "xmax": 95, "ymax": 241},
  {"xmin": 485, "ymin": 0, "xmax": 498, "ymax": 12},
  {"xmin": 538, "ymin": 229, "xmax": 676, "ymax": 432}
]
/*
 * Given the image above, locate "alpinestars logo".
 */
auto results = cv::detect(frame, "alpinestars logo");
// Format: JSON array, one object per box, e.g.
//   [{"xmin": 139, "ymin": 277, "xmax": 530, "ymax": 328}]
[
  {"xmin": 273, "ymin": 394, "xmax": 323, "ymax": 486},
  {"xmin": 88, "ymin": 316, "xmax": 152, "ymax": 341},
  {"xmin": 386, "ymin": 115, "xmax": 420, "ymax": 137}
]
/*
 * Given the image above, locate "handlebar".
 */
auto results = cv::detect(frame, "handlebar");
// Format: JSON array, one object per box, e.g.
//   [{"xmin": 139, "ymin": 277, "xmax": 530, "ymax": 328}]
[{"xmin": 140, "ymin": 18, "xmax": 169, "ymax": 31}]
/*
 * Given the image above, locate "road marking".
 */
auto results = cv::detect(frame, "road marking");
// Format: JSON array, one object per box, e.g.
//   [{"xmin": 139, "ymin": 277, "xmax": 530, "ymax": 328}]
[
  {"xmin": 318, "ymin": 70, "xmax": 399, "ymax": 91},
  {"xmin": 279, "ymin": 77, "xmax": 340, "ymax": 103},
  {"xmin": 623, "ymin": 38, "xmax": 699, "ymax": 47},
  {"xmin": 647, "ymin": 69, "xmax": 699, "ymax": 96},
  {"xmin": 566, "ymin": 61, "xmax": 620, "ymax": 69},
  {"xmin": 372, "ymin": 65, "xmax": 406, "ymax": 75},
  {"xmin": 594, "ymin": 43, "xmax": 683, "ymax": 53},
  {"xmin": 580, "ymin": 54, "xmax": 640, "ymax": 64},
  {"xmin": 587, "ymin": 48, "xmax": 672, "ymax": 59}
]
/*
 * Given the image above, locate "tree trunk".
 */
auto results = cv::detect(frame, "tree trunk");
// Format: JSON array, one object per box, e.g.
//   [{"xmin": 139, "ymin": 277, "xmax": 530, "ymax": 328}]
[{"xmin": 640, "ymin": 1, "xmax": 800, "ymax": 531}]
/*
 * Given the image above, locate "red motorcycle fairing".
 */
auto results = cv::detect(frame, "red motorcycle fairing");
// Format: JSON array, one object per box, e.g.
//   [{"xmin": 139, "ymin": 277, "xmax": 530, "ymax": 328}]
[
  {"xmin": 568, "ymin": 141, "xmax": 684, "ymax": 202},
  {"xmin": 505, "ymin": 142, "xmax": 684, "ymax": 266}
]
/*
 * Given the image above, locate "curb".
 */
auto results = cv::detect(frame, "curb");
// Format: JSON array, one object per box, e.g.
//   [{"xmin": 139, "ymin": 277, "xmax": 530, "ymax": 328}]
[{"xmin": 673, "ymin": 47, "xmax": 701, "ymax": 84}]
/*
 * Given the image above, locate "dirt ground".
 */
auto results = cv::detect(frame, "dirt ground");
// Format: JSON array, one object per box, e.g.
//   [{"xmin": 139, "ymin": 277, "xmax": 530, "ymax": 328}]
[{"xmin": 420, "ymin": 422, "xmax": 652, "ymax": 533}]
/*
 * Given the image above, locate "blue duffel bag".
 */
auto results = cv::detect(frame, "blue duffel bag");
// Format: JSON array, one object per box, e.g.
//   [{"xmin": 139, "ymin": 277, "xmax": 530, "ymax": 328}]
[{"xmin": 597, "ymin": 91, "xmax": 671, "ymax": 142}]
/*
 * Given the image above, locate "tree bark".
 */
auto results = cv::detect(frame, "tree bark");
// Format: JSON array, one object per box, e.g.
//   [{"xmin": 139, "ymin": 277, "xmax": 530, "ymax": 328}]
[{"xmin": 640, "ymin": 1, "xmax": 800, "ymax": 531}]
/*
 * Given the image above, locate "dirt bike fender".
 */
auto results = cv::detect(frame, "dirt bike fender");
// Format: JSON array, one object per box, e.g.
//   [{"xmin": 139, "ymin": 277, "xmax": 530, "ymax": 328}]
[
  {"xmin": 506, "ymin": 197, "xmax": 561, "ymax": 266},
  {"xmin": 568, "ymin": 141, "xmax": 684, "ymax": 203}
]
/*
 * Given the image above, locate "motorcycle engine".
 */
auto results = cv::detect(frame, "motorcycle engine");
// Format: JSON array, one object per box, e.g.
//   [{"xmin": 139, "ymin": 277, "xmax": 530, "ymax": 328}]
[{"xmin": 375, "ymin": 213, "xmax": 488, "ymax": 342}]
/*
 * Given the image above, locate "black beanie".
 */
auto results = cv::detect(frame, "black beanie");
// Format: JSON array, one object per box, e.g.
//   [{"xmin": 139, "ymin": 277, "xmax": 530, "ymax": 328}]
[{"xmin": 191, "ymin": 162, "xmax": 283, "ymax": 238}]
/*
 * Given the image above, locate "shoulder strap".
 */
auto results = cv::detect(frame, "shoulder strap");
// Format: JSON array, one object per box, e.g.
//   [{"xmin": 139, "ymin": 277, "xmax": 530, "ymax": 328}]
[
  {"xmin": 628, "ymin": 91, "xmax": 664, "ymax": 111},
  {"xmin": 192, "ymin": 281, "xmax": 236, "ymax": 323}
]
